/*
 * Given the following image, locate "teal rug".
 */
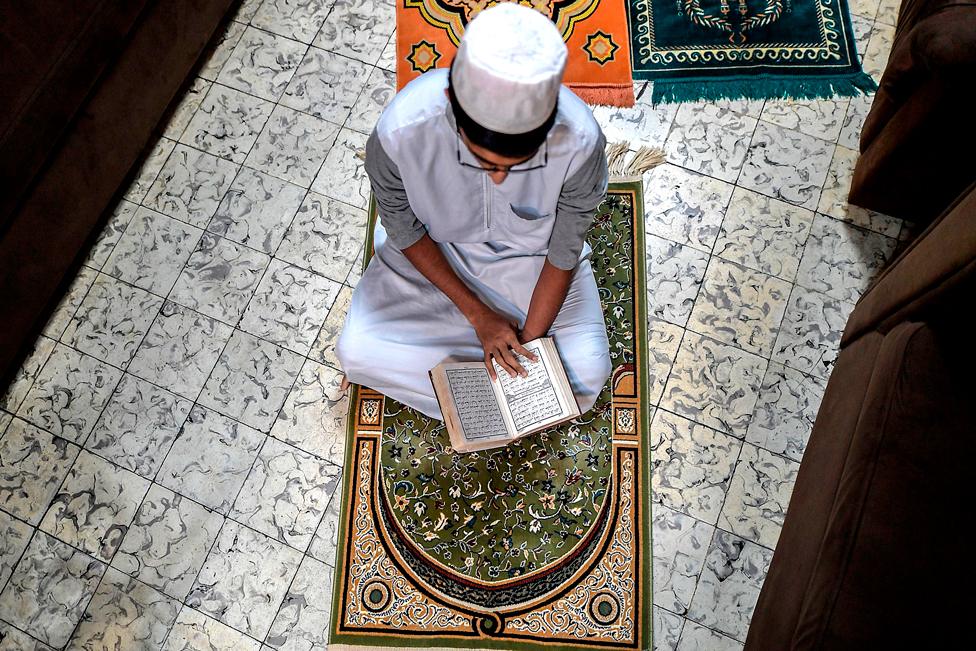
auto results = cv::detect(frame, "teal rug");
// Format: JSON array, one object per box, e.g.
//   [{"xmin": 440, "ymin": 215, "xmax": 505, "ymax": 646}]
[{"xmin": 627, "ymin": 0, "xmax": 877, "ymax": 103}]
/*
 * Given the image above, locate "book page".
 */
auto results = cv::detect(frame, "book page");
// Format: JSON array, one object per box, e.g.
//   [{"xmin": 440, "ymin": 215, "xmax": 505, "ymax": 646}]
[
  {"xmin": 444, "ymin": 367, "xmax": 510, "ymax": 443},
  {"xmin": 492, "ymin": 340, "xmax": 567, "ymax": 433}
]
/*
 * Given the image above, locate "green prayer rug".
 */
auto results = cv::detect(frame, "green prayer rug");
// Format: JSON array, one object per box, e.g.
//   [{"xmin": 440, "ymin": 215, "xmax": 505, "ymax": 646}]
[
  {"xmin": 627, "ymin": 0, "xmax": 877, "ymax": 103},
  {"xmin": 330, "ymin": 182, "xmax": 653, "ymax": 650}
]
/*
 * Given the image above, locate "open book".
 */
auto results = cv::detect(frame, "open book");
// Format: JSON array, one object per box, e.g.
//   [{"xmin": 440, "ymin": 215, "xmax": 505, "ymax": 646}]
[{"xmin": 429, "ymin": 337, "xmax": 580, "ymax": 453}]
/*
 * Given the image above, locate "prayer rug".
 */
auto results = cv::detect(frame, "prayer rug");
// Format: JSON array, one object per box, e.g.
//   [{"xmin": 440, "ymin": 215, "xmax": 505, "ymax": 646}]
[
  {"xmin": 330, "ymin": 182, "xmax": 652, "ymax": 650},
  {"xmin": 627, "ymin": 0, "xmax": 877, "ymax": 103},
  {"xmin": 396, "ymin": 0, "xmax": 635, "ymax": 107}
]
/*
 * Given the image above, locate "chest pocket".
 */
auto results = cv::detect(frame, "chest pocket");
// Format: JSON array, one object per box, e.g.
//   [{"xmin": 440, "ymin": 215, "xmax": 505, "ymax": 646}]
[
  {"xmin": 495, "ymin": 202, "xmax": 556, "ymax": 251},
  {"xmin": 510, "ymin": 205, "xmax": 553, "ymax": 221}
]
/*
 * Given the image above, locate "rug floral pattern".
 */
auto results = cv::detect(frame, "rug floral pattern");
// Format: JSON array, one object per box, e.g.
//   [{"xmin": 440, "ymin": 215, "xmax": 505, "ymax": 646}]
[{"xmin": 332, "ymin": 184, "xmax": 649, "ymax": 650}]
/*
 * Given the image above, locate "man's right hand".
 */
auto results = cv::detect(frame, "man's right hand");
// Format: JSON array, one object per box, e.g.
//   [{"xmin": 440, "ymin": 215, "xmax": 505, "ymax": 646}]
[{"xmin": 469, "ymin": 307, "xmax": 537, "ymax": 380}]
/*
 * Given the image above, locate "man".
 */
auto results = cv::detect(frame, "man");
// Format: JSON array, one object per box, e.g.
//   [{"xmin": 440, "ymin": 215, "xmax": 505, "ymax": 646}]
[{"xmin": 337, "ymin": 3, "xmax": 611, "ymax": 419}]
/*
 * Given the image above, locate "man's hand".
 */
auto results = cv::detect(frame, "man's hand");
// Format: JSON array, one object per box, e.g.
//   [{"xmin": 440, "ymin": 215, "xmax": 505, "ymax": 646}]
[{"xmin": 470, "ymin": 307, "xmax": 538, "ymax": 380}]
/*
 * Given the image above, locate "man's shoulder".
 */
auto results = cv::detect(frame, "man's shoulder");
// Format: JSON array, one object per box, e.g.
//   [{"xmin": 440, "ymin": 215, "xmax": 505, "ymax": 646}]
[
  {"xmin": 554, "ymin": 86, "xmax": 604, "ymax": 151},
  {"xmin": 376, "ymin": 69, "xmax": 449, "ymax": 140}
]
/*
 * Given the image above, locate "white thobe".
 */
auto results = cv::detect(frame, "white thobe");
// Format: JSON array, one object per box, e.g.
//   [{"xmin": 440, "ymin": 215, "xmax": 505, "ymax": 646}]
[{"xmin": 336, "ymin": 70, "xmax": 611, "ymax": 419}]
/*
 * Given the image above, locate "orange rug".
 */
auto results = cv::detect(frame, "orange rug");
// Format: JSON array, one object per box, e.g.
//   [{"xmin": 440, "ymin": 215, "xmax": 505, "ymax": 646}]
[{"xmin": 396, "ymin": 0, "xmax": 634, "ymax": 107}]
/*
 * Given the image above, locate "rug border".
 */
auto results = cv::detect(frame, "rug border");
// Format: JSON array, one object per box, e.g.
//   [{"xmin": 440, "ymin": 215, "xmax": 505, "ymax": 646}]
[
  {"xmin": 330, "ymin": 181, "xmax": 652, "ymax": 650},
  {"xmin": 626, "ymin": 0, "xmax": 877, "ymax": 102}
]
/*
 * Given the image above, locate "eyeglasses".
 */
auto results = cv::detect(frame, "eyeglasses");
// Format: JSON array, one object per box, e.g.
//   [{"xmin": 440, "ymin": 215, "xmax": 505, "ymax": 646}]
[{"xmin": 455, "ymin": 129, "xmax": 548, "ymax": 174}]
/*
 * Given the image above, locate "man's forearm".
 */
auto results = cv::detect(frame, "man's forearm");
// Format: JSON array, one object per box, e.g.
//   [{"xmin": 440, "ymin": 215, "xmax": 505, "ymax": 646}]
[
  {"xmin": 522, "ymin": 260, "xmax": 573, "ymax": 340},
  {"xmin": 401, "ymin": 234, "xmax": 488, "ymax": 321}
]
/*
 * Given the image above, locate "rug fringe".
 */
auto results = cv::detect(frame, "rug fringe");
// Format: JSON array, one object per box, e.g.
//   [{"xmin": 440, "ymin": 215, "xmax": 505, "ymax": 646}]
[
  {"xmin": 607, "ymin": 142, "xmax": 665, "ymax": 182},
  {"xmin": 570, "ymin": 84, "xmax": 635, "ymax": 108},
  {"xmin": 606, "ymin": 141, "xmax": 630, "ymax": 179},
  {"xmin": 648, "ymin": 72, "xmax": 879, "ymax": 105}
]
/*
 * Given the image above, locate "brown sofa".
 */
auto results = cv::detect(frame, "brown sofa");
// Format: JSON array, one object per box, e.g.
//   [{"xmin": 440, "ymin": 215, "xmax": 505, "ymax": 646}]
[
  {"xmin": 849, "ymin": 0, "xmax": 976, "ymax": 223},
  {"xmin": 0, "ymin": 0, "xmax": 237, "ymax": 388},
  {"xmin": 745, "ymin": 181, "xmax": 975, "ymax": 649}
]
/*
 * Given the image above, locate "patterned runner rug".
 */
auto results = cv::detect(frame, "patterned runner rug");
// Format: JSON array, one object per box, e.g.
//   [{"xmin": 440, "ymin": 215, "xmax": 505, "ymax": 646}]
[
  {"xmin": 396, "ymin": 0, "xmax": 636, "ymax": 106},
  {"xmin": 330, "ymin": 181, "xmax": 652, "ymax": 650},
  {"xmin": 627, "ymin": 0, "xmax": 877, "ymax": 103}
]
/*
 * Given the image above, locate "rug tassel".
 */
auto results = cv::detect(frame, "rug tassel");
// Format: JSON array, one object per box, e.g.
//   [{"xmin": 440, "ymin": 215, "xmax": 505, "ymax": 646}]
[
  {"xmin": 606, "ymin": 141, "xmax": 630, "ymax": 180},
  {"xmin": 624, "ymin": 146, "xmax": 666, "ymax": 178},
  {"xmin": 607, "ymin": 142, "xmax": 665, "ymax": 182}
]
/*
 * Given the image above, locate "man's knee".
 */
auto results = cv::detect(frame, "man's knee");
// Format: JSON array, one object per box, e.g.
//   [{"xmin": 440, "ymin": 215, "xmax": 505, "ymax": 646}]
[
  {"xmin": 561, "ymin": 330, "xmax": 612, "ymax": 393},
  {"xmin": 336, "ymin": 327, "xmax": 370, "ymax": 373}
]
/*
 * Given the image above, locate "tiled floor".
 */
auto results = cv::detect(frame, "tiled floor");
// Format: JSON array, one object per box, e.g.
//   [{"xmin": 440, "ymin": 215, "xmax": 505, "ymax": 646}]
[{"xmin": 0, "ymin": 0, "xmax": 904, "ymax": 649}]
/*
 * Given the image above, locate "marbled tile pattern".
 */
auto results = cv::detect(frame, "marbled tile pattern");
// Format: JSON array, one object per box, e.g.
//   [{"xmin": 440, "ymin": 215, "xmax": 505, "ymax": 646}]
[
  {"xmin": 85, "ymin": 374, "xmax": 192, "ymax": 478},
  {"xmin": 664, "ymin": 104, "xmax": 757, "ymax": 183},
  {"xmin": 230, "ymin": 437, "xmax": 341, "ymax": 550},
  {"xmin": 198, "ymin": 329, "xmax": 305, "ymax": 431},
  {"xmin": 169, "ymin": 234, "xmax": 271, "ymax": 324},
  {"xmin": 124, "ymin": 137, "xmax": 177, "ymax": 204},
  {"xmin": 61, "ymin": 274, "xmax": 163, "ymax": 369},
  {"xmin": 216, "ymin": 26, "xmax": 307, "ymax": 101},
  {"xmin": 760, "ymin": 98, "xmax": 849, "ymax": 142},
  {"xmin": 713, "ymin": 188, "xmax": 815, "ymax": 280},
  {"xmin": 0, "ymin": 532, "xmax": 105, "ymax": 648},
  {"xmin": 245, "ymin": 104, "xmax": 339, "ymax": 187},
  {"xmin": 738, "ymin": 121, "xmax": 833, "ymax": 210},
  {"xmin": 162, "ymin": 76, "xmax": 212, "ymax": 140},
  {"xmin": 163, "ymin": 607, "xmax": 261, "ymax": 651},
  {"xmin": 772, "ymin": 286, "xmax": 855, "ymax": 378},
  {"xmin": 186, "ymin": 521, "xmax": 302, "ymax": 638},
  {"xmin": 653, "ymin": 504, "xmax": 714, "ymax": 614},
  {"xmin": 687, "ymin": 258, "xmax": 791, "ymax": 357},
  {"xmin": 265, "ymin": 555, "xmax": 334, "ymax": 650},
  {"xmin": 344, "ymin": 66, "xmax": 396, "ymax": 135},
  {"xmin": 314, "ymin": 0, "xmax": 395, "ymax": 66},
  {"xmin": 0, "ymin": 419, "xmax": 80, "ymax": 525},
  {"xmin": 39, "ymin": 451, "xmax": 149, "ymax": 562},
  {"xmin": 651, "ymin": 411, "xmax": 741, "ymax": 524},
  {"xmin": 69, "ymin": 567, "xmax": 181, "ymax": 650},
  {"xmin": 156, "ymin": 405, "xmax": 265, "ymax": 514},
  {"xmin": 1, "ymin": 336, "xmax": 56, "ymax": 414},
  {"xmin": 746, "ymin": 363, "xmax": 827, "ymax": 463},
  {"xmin": 0, "ymin": 619, "xmax": 55, "ymax": 650},
  {"xmin": 818, "ymin": 144, "xmax": 903, "ymax": 237},
  {"xmin": 796, "ymin": 213, "xmax": 898, "ymax": 302},
  {"xmin": 113, "ymin": 484, "xmax": 224, "ymax": 600},
  {"xmin": 0, "ymin": 3, "xmax": 904, "ymax": 646},
  {"xmin": 42, "ymin": 266, "xmax": 99, "ymax": 339},
  {"xmin": 252, "ymin": 0, "xmax": 335, "ymax": 44},
  {"xmin": 277, "ymin": 192, "xmax": 367, "ymax": 281},
  {"xmin": 144, "ymin": 144, "xmax": 239, "ymax": 228},
  {"xmin": 310, "ymin": 284, "xmax": 353, "ymax": 371},
  {"xmin": 128, "ymin": 301, "xmax": 234, "ymax": 401},
  {"xmin": 645, "ymin": 234, "xmax": 709, "ymax": 326},
  {"xmin": 271, "ymin": 360, "xmax": 348, "ymax": 464},
  {"xmin": 17, "ymin": 344, "xmax": 122, "ymax": 444},
  {"xmin": 85, "ymin": 201, "xmax": 139, "ymax": 271},
  {"xmin": 283, "ymin": 48, "xmax": 369, "ymax": 124},
  {"xmin": 661, "ymin": 332, "xmax": 767, "ymax": 438},
  {"xmin": 238, "ymin": 259, "xmax": 341, "ymax": 355},
  {"xmin": 687, "ymin": 531, "xmax": 773, "ymax": 641},
  {"xmin": 718, "ymin": 444, "xmax": 799, "ymax": 549},
  {"xmin": 677, "ymin": 620, "xmax": 744, "ymax": 651},
  {"xmin": 0, "ymin": 511, "xmax": 32, "ymax": 590},
  {"xmin": 643, "ymin": 164, "xmax": 734, "ymax": 252},
  {"xmin": 593, "ymin": 92, "xmax": 678, "ymax": 147},
  {"xmin": 307, "ymin": 490, "xmax": 341, "ymax": 567},
  {"xmin": 179, "ymin": 83, "xmax": 274, "ymax": 163},
  {"xmin": 209, "ymin": 167, "xmax": 306, "ymax": 253},
  {"xmin": 654, "ymin": 606, "xmax": 684, "ymax": 651},
  {"xmin": 310, "ymin": 127, "xmax": 371, "ymax": 209},
  {"xmin": 104, "ymin": 207, "xmax": 202, "ymax": 295}
]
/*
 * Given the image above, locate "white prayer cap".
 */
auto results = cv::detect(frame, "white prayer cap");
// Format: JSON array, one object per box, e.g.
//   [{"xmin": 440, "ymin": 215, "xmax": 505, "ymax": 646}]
[{"xmin": 451, "ymin": 4, "xmax": 567, "ymax": 135}]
